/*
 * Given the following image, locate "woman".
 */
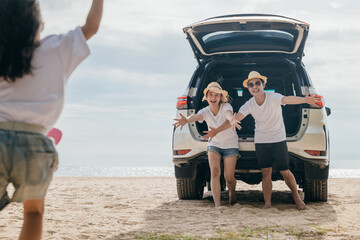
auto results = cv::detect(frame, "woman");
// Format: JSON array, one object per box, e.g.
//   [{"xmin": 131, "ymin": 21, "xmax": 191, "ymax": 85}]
[{"xmin": 173, "ymin": 82, "xmax": 239, "ymax": 207}]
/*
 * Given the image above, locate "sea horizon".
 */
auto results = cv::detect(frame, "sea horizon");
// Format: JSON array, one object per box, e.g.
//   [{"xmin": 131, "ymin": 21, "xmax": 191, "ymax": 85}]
[{"xmin": 54, "ymin": 166, "xmax": 360, "ymax": 178}]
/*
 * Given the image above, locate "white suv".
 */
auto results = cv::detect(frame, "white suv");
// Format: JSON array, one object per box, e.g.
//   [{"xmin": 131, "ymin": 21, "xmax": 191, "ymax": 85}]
[{"xmin": 172, "ymin": 14, "xmax": 331, "ymax": 202}]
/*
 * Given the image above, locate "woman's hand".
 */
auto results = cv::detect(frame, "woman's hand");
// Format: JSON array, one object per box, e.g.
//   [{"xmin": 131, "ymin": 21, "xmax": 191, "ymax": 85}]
[
  {"xmin": 230, "ymin": 113, "xmax": 242, "ymax": 131},
  {"xmin": 203, "ymin": 126, "xmax": 218, "ymax": 142},
  {"xmin": 173, "ymin": 113, "xmax": 188, "ymax": 130}
]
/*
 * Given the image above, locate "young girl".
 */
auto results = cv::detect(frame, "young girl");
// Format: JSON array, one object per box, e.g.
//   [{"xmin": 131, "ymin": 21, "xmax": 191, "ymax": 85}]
[
  {"xmin": 173, "ymin": 82, "xmax": 239, "ymax": 207},
  {"xmin": 0, "ymin": 0, "xmax": 103, "ymax": 239}
]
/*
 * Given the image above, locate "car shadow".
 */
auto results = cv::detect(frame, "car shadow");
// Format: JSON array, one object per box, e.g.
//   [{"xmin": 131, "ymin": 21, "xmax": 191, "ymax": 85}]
[{"xmin": 109, "ymin": 189, "xmax": 337, "ymax": 240}]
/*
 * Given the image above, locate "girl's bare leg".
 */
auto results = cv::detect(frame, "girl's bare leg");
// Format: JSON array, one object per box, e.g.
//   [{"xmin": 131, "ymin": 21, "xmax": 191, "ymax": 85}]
[{"xmin": 19, "ymin": 198, "xmax": 45, "ymax": 240}]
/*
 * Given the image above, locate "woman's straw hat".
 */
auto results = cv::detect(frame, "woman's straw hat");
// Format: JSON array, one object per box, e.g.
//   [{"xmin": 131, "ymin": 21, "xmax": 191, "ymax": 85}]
[
  {"xmin": 202, "ymin": 82, "xmax": 229, "ymax": 103},
  {"xmin": 243, "ymin": 71, "xmax": 267, "ymax": 88}
]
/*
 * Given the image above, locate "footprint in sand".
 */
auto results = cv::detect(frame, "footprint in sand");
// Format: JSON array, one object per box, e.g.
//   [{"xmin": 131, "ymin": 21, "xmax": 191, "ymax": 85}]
[{"xmin": 240, "ymin": 207, "xmax": 259, "ymax": 214}]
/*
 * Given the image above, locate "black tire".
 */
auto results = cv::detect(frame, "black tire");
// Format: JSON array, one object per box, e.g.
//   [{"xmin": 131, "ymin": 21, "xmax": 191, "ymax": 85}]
[
  {"xmin": 177, "ymin": 178, "xmax": 204, "ymax": 199},
  {"xmin": 304, "ymin": 179, "xmax": 328, "ymax": 202},
  {"xmin": 220, "ymin": 175, "xmax": 226, "ymax": 191}
]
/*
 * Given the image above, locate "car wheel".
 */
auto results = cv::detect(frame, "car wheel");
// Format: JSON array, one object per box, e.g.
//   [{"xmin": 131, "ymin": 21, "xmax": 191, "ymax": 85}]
[
  {"xmin": 304, "ymin": 179, "xmax": 328, "ymax": 202},
  {"xmin": 220, "ymin": 174, "xmax": 226, "ymax": 191},
  {"xmin": 177, "ymin": 177, "xmax": 204, "ymax": 199}
]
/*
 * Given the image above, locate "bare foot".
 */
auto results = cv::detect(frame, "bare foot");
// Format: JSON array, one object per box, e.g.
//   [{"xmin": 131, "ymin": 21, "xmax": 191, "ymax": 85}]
[
  {"xmin": 262, "ymin": 203, "xmax": 271, "ymax": 209},
  {"xmin": 229, "ymin": 190, "xmax": 237, "ymax": 205},
  {"xmin": 295, "ymin": 198, "xmax": 306, "ymax": 210}
]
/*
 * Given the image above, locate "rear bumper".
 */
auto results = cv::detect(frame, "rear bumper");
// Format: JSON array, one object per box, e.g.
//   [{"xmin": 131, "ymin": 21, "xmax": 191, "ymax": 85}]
[
  {"xmin": 173, "ymin": 151, "xmax": 329, "ymax": 181},
  {"xmin": 174, "ymin": 151, "xmax": 328, "ymax": 168},
  {"xmin": 173, "ymin": 152, "xmax": 207, "ymax": 167}
]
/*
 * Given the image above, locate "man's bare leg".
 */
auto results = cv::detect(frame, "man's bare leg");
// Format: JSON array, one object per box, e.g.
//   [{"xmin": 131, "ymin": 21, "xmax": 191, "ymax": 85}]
[
  {"xmin": 280, "ymin": 170, "xmax": 306, "ymax": 210},
  {"xmin": 224, "ymin": 155, "xmax": 237, "ymax": 205},
  {"xmin": 19, "ymin": 198, "xmax": 45, "ymax": 240},
  {"xmin": 208, "ymin": 152, "xmax": 222, "ymax": 207},
  {"xmin": 261, "ymin": 167, "xmax": 272, "ymax": 209}
]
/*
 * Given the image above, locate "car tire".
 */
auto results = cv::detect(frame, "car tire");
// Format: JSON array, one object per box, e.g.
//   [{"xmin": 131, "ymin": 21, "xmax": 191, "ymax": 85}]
[
  {"xmin": 304, "ymin": 179, "xmax": 328, "ymax": 202},
  {"xmin": 220, "ymin": 175, "xmax": 226, "ymax": 191},
  {"xmin": 176, "ymin": 178, "xmax": 204, "ymax": 199}
]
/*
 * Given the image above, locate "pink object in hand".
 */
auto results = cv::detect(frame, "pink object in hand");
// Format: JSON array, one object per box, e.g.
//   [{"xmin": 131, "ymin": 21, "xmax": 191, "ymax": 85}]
[{"xmin": 47, "ymin": 128, "xmax": 62, "ymax": 145}]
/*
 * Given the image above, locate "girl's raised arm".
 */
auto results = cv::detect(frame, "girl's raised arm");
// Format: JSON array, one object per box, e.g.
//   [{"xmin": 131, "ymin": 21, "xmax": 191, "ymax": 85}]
[{"xmin": 81, "ymin": 0, "xmax": 104, "ymax": 40}]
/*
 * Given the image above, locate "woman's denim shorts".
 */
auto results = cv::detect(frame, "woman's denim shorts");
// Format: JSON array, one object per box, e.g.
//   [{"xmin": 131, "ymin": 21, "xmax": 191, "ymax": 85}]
[
  {"xmin": 207, "ymin": 146, "xmax": 240, "ymax": 159},
  {"xmin": 0, "ymin": 128, "xmax": 58, "ymax": 211}
]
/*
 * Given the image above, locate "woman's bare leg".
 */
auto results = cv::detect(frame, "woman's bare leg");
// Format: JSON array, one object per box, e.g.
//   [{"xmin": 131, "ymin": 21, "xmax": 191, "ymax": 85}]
[
  {"xmin": 224, "ymin": 155, "xmax": 237, "ymax": 205},
  {"xmin": 208, "ymin": 151, "xmax": 222, "ymax": 207}
]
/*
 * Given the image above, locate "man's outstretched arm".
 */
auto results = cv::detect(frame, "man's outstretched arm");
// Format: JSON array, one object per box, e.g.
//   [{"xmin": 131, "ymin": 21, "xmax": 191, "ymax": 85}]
[{"xmin": 281, "ymin": 93, "xmax": 322, "ymax": 106}]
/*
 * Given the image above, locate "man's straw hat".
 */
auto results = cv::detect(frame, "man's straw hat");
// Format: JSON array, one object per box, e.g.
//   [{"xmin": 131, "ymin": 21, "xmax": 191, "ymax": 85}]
[{"xmin": 243, "ymin": 71, "xmax": 267, "ymax": 88}]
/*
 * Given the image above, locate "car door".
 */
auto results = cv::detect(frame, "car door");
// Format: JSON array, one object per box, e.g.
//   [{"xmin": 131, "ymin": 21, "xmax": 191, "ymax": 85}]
[{"xmin": 183, "ymin": 14, "xmax": 309, "ymax": 63}]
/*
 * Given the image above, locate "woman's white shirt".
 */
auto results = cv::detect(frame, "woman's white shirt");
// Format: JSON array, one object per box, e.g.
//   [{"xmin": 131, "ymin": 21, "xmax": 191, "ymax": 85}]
[{"xmin": 198, "ymin": 103, "xmax": 238, "ymax": 149}]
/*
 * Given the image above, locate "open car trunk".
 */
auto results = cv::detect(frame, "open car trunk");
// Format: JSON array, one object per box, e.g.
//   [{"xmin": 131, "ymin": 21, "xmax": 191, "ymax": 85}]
[{"xmin": 195, "ymin": 58, "xmax": 304, "ymax": 139}]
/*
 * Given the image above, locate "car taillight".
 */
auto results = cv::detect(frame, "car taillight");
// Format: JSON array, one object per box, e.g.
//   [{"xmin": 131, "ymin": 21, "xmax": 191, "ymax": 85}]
[
  {"xmin": 176, "ymin": 149, "xmax": 191, "ymax": 155},
  {"xmin": 305, "ymin": 150, "xmax": 321, "ymax": 156},
  {"xmin": 310, "ymin": 94, "xmax": 324, "ymax": 108},
  {"xmin": 176, "ymin": 96, "xmax": 188, "ymax": 110}
]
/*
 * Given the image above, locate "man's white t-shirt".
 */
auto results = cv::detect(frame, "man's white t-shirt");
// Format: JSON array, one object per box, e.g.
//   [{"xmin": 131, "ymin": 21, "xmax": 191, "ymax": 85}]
[
  {"xmin": 239, "ymin": 92, "xmax": 286, "ymax": 143},
  {"xmin": 0, "ymin": 27, "xmax": 90, "ymax": 132},
  {"xmin": 198, "ymin": 103, "xmax": 238, "ymax": 149}
]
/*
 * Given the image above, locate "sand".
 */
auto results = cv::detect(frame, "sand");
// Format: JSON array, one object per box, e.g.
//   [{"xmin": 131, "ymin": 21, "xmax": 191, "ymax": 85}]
[{"xmin": 1, "ymin": 177, "xmax": 360, "ymax": 239}]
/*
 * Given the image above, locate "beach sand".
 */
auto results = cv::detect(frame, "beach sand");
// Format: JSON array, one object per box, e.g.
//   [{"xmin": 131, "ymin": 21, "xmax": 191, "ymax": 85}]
[{"xmin": 1, "ymin": 177, "xmax": 360, "ymax": 239}]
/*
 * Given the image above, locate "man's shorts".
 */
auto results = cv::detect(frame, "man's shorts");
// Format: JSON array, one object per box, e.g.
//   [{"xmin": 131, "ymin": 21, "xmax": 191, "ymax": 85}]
[
  {"xmin": 255, "ymin": 140, "xmax": 289, "ymax": 171},
  {"xmin": 207, "ymin": 146, "xmax": 240, "ymax": 159},
  {"xmin": 0, "ymin": 128, "xmax": 58, "ymax": 211}
]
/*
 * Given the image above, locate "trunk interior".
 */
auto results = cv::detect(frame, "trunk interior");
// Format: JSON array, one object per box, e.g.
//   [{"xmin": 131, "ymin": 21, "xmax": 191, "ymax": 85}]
[{"xmin": 195, "ymin": 58, "xmax": 303, "ymax": 138}]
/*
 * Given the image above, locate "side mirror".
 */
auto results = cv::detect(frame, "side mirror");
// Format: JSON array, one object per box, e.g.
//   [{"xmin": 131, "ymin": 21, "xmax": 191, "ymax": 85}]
[{"xmin": 325, "ymin": 107, "xmax": 331, "ymax": 116}]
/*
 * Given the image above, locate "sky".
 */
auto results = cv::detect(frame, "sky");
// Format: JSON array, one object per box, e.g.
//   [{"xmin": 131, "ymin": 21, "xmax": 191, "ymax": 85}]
[{"xmin": 38, "ymin": 0, "xmax": 360, "ymax": 169}]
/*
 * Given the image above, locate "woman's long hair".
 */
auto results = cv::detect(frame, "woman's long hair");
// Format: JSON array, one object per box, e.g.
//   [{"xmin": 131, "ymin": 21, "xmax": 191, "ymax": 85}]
[{"xmin": 0, "ymin": 0, "xmax": 42, "ymax": 82}]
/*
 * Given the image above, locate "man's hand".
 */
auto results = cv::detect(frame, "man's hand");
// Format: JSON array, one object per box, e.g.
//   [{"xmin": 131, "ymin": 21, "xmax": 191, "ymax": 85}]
[
  {"xmin": 230, "ymin": 113, "xmax": 242, "ymax": 131},
  {"xmin": 305, "ymin": 93, "xmax": 322, "ymax": 106},
  {"xmin": 173, "ymin": 113, "xmax": 188, "ymax": 130},
  {"xmin": 203, "ymin": 126, "xmax": 218, "ymax": 142}
]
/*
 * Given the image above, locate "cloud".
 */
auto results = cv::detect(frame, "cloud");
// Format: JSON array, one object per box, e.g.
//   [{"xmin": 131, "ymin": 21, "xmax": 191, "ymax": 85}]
[
  {"xmin": 329, "ymin": 2, "xmax": 341, "ymax": 9},
  {"xmin": 61, "ymin": 102, "xmax": 175, "ymax": 121}
]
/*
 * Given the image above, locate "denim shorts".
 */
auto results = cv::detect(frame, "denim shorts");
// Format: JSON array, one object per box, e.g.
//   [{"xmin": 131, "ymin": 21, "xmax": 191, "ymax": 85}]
[
  {"xmin": 207, "ymin": 146, "xmax": 240, "ymax": 159},
  {"xmin": 0, "ymin": 128, "xmax": 58, "ymax": 211}
]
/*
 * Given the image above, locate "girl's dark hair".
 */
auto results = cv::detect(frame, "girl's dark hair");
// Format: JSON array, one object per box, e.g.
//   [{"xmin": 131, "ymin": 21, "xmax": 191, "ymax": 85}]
[{"xmin": 0, "ymin": 0, "xmax": 42, "ymax": 82}]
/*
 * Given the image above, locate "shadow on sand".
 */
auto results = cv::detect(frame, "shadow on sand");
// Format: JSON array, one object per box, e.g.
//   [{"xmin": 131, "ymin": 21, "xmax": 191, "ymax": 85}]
[{"xmin": 110, "ymin": 188, "xmax": 337, "ymax": 239}]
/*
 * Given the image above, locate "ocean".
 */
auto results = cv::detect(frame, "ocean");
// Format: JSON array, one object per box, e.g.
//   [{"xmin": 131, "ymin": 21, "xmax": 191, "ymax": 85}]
[{"xmin": 54, "ymin": 166, "xmax": 360, "ymax": 178}]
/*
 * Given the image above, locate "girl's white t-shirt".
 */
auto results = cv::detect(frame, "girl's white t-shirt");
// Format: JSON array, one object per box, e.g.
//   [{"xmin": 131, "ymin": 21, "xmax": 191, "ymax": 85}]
[
  {"xmin": 0, "ymin": 27, "xmax": 90, "ymax": 132},
  {"xmin": 239, "ymin": 92, "xmax": 286, "ymax": 143},
  {"xmin": 198, "ymin": 103, "xmax": 238, "ymax": 149}
]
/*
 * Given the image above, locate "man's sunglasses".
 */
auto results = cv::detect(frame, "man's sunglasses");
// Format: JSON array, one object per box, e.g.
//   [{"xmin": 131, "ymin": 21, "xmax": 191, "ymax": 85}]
[{"xmin": 247, "ymin": 80, "xmax": 262, "ymax": 88}]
